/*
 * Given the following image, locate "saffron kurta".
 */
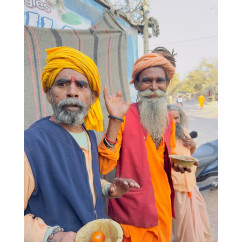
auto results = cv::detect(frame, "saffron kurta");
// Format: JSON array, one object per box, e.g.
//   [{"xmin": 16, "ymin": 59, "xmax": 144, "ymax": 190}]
[{"xmin": 98, "ymin": 116, "xmax": 176, "ymax": 242}]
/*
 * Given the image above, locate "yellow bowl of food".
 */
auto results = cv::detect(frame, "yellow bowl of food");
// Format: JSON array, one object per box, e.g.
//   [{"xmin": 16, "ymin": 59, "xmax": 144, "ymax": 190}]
[
  {"xmin": 169, "ymin": 155, "xmax": 199, "ymax": 168},
  {"xmin": 75, "ymin": 219, "xmax": 123, "ymax": 242}
]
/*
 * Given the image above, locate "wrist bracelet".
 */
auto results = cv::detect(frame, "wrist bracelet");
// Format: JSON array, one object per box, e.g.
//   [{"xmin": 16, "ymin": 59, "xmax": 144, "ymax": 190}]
[
  {"xmin": 103, "ymin": 183, "xmax": 119, "ymax": 198},
  {"xmin": 103, "ymin": 184, "xmax": 111, "ymax": 197},
  {"xmin": 103, "ymin": 136, "xmax": 116, "ymax": 148},
  {"xmin": 105, "ymin": 134, "xmax": 118, "ymax": 144},
  {"xmin": 108, "ymin": 115, "xmax": 124, "ymax": 122},
  {"xmin": 46, "ymin": 226, "xmax": 64, "ymax": 242}
]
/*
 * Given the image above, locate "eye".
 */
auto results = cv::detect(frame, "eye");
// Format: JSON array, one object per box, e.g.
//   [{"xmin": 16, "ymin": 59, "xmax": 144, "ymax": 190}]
[
  {"xmin": 156, "ymin": 78, "xmax": 166, "ymax": 83},
  {"xmin": 142, "ymin": 78, "xmax": 152, "ymax": 83},
  {"xmin": 57, "ymin": 82, "xmax": 68, "ymax": 87},
  {"xmin": 78, "ymin": 82, "xmax": 88, "ymax": 88}
]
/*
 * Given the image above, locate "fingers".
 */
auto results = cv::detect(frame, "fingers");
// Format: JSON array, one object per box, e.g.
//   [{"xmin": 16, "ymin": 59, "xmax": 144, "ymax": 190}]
[
  {"xmin": 103, "ymin": 86, "xmax": 108, "ymax": 97},
  {"xmin": 172, "ymin": 163, "xmax": 191, "ymax": 173},
  {"xmin": 127, "ymin": 179, "xmax": 140, "ymax": 189},
  {"xmin": 104, "ymin": 87, "xmax": 123, "ymax": 98},
  {"xmin": 184, "ymin": 167, "xmax": 191, "ymax": 173},
  {"xmin": 177, "ymin": 165, "xmax": 185, "ymax": 173},
  {"xmin": 113, "ymin": 178, "xmax": 140, "ymax": 189},
  {"xmin": 116, "ymin": 91, "xmax": 122, "ymax": 97}
]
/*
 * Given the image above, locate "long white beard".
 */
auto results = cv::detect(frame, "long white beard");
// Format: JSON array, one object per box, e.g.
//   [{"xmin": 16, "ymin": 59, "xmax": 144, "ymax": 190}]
[{"xmin": 137, "ymin": 89, "xmax": 168, "ymax": 145}]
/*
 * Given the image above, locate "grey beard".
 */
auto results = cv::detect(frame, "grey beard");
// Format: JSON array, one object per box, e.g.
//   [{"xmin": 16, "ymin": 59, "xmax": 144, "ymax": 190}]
[
  {"xmin": 137, "ymin": 89, "xmax": 168, "ymax": 144},
  {"xmin": 175, "ymin": 123, "xmax": 186, "ymax": 140},
  {"xmin": 51, "ymin": 95, "xmax": 89, "ymax": 126}
]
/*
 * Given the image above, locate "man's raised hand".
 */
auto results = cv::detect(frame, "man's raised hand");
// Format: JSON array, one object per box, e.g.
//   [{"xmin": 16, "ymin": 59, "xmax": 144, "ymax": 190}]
[{"xmin": 103, "ymin": 87, "xmax": 130, "ymax": 119}]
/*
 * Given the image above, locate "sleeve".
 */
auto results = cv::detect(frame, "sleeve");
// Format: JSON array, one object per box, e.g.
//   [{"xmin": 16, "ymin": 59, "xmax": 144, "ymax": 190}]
[
  {"xmin": 98, "ymin": 118, "xmax": 125, "ymax": 175},
  {"xmin": 169, "ymin": 118, "xmax": 177, "ymax": 155},
  {"xmin": 24, "ymin": 152, "xmax": 50, "ymax": 242}
]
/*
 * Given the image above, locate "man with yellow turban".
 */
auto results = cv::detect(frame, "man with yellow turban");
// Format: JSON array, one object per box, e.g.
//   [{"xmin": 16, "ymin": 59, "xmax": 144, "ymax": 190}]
[
  {"xmin": 24, "ymin": 46, "xmax": 140, "ymax": 242},
  {"xmin": 98, "ymin": 48, "xmax": 195, "ymax": 242}
]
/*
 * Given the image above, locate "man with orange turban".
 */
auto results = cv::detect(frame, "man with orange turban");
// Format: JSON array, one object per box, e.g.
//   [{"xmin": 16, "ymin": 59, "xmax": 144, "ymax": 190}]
[
  {"xmin": 24, "ymin": 46, "xmax": 140, "ymax": 242},
  {"xmin": 98, "ymin": 48, "xmax": 195, "ymax": 242}
]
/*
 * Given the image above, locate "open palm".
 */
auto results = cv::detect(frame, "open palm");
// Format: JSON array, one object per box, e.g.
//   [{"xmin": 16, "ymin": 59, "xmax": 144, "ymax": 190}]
[{"xmin": 103, "ymin": 87, "xmax": 131, "ymax": 118}]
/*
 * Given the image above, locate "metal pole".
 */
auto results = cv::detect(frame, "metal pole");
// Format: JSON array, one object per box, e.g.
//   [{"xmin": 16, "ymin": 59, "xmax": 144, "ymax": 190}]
[
  {"xmin": 143, "ymin": 12, "xmax": 149, "ymax": 54},
  {"xmin": 142, "ymin": 0, "xmax": 149, "ymax": 54}
]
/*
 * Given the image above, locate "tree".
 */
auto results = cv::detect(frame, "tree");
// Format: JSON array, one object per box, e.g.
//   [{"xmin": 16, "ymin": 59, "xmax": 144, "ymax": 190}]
[
  {"xmin": 166, "ymin": 73, "xmax": 180, "ymax": 95},
  {"xmin": 179, "ymin": 59, "xmax": 218, "ymax": 95},
  {"xmin": 109, "ymin": 0, "xmax": 143, "ymax": 21}
]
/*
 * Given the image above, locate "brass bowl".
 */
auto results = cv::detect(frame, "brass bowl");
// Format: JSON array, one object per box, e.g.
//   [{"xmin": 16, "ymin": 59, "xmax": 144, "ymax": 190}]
[
  {"xmin": 75, "ymin": 219, "xmax": 123, "ymax": 242},
  {"xmin": 169, "ymin": 155, "xmax": 199, "ymax": 168}
]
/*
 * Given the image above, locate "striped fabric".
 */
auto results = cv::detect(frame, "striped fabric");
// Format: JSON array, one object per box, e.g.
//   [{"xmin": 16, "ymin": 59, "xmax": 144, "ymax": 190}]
[{"xmin": 24, "ymin": 10, "xmax": 131, "ymax": 143}]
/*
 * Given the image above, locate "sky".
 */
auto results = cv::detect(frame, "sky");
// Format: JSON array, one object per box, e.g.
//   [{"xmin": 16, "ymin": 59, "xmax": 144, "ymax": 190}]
[
  {"xmin": 128, "ymin": 0, "xmax": 218, "ymax": 102},
  {"xmin": 138, "ymin": 0, "xmax": 218, "ymax": 79}
]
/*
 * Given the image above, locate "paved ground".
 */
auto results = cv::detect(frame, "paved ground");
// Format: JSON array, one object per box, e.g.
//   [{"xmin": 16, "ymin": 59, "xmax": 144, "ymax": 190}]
[
  {"xmin": 201, "ymin": 189, "xmax": 218, "ymax": 242},
  {"xmin": 183, "ymin": 100, "xmax": 218, "ymax": 147},
  {"xmin": 184, "ymin": 100, "xmax": 218, "ymax": 241}
]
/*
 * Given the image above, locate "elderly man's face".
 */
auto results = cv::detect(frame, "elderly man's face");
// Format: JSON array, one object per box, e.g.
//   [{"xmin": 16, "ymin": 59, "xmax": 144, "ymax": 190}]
[
  {"xmin": 169, "ymin": 110, "xmax": 181, "ymax": 124},
  {"xmin": 134, "ymin": 66, "xmax": 169, "ymax": 93},
  {"xmin": 46, "ymin": 68, "xmax": 97, "ymax": 125}
]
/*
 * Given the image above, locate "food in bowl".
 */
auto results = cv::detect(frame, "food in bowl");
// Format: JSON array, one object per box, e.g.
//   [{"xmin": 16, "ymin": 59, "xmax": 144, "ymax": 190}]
[
  {"xmin": 75, "ymin": 219, "xmax": 123, "ymax": 242},
  {"xmin": 91, "ymin": 231, "xmax": 105, "ymax": 242}
]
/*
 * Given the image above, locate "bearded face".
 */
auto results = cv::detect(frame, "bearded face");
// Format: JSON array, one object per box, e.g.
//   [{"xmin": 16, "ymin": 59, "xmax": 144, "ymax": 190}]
[
  {"xmin": 50, "ymin": 90, "xmax": 90, "ymax": 126},
  {"xmin": 137, "ymin": 89, "xmax": 168, "ymax": 144},
  {"xmin": 175, "ymin": 122, "xmax": 186, "ymax": 140}
]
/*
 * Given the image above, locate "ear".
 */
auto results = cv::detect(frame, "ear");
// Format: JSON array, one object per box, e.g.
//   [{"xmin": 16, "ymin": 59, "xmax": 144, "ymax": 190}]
[
  {"xmin": 46, "ymin": 88, "xmax": 51, "ymax": 104},
  {"xmin": 166, "ymin": 80, "xmax": 170, "ymax": 88},
  {"xmin": 91, "ymin": 91, "xmax": 97, "ymax": 105},
  {"xmin": 134, "ymin": 80, "xmax": 140, "ymax": 91}
]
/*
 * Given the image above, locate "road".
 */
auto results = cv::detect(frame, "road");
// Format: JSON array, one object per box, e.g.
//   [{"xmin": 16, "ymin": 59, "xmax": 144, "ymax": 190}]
[
  {"xmin": 183, "ymin": 100, "xmax": 218, "ymax": 242},
  {"xmin": 183, "ymin": 100, "xmax": 218, "ymax": 147}
]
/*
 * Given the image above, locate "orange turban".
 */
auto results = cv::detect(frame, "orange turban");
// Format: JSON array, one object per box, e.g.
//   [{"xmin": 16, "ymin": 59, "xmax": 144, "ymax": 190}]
[
  {"xmin": 130, "ymin": 53, "xmax": 175, "ymax": 84},
  {"xmin": 41, "ymin": 46, "xmax": 103, "ymax": 132}
]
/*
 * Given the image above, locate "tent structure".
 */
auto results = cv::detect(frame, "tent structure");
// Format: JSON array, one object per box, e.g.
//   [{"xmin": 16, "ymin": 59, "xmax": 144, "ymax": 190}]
[{"xmin": 24, "ymin": 4, "xmax": 136, "ymax": 143}]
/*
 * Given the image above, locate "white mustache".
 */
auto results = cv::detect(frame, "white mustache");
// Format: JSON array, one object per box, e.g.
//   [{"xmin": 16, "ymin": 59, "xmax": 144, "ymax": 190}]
[{"xmin": 138, "ymin": 89, "xmax": 167, "ymax": 99}]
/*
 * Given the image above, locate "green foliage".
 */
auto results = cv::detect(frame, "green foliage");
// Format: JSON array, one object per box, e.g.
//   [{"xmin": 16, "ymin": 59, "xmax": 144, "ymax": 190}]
[
  {"xmin": 168, "ymin": 59, "xmax": 218, "ymax": 95},
  {"xmin": 167, "ymin": 73, "xmax": 180, "ymax": 95}
]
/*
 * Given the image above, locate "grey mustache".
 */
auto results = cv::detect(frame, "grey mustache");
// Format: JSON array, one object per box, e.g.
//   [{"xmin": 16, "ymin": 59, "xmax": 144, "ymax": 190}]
[{"xmin": 57, "ymin": 98, "xmax": 85, "ymax": 109}]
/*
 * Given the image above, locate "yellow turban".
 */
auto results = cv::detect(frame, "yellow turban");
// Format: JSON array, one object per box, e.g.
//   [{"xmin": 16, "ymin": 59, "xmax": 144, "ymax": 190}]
[
  {"xmin": 130, "ymin": 53, "xmax": 175, "ymax": 84},
  {"xmin": 41, "ymin": 46, "xmax": 103, "ymax": 132}
]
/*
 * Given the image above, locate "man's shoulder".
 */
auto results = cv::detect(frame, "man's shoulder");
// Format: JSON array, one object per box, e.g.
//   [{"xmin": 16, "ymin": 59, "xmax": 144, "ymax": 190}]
[{"xmin": 25, "ymin": 116, "xmax": 51, "ymax": 134}]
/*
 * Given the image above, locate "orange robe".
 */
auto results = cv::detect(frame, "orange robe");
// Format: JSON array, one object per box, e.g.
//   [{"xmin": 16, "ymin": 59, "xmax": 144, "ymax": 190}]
[{"xmin": 98, "ymin": 116, "xmax": 176, "ymax": 242}]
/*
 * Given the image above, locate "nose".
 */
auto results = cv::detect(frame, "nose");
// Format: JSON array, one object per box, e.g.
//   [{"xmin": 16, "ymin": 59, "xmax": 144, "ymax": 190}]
[
  {"xmin": 150, "ymin": 81, "xmax": 158, "ymax": 91},
  {"xmin": 67, "ymin": 83, "xmax": 79, "ymax": 98}
]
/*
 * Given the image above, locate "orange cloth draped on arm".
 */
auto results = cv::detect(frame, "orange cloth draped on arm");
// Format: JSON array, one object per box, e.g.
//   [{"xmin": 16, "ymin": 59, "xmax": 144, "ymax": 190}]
[{"xmin": 98, "ymin": 117, "xmax": 176, "ymax": 242}]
